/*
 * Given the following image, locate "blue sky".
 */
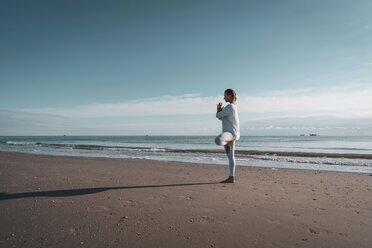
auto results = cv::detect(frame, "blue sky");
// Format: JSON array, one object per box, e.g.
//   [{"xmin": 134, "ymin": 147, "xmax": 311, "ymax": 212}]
[{"xmin": 1, "ymin": 0, "xmax": 372, "ymax": 135}]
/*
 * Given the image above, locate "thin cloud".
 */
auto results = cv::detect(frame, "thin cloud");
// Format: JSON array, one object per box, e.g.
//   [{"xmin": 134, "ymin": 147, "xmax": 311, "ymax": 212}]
[
  {"xmin": 21, "ymin": 83, "xmax": 372, "ymax": 119},
  {"xmin": 239, "ymin": 83, "xmax": 372, "ymax": 117},
  {"xmin": 23, "ymin": 94, "xmax": 219, "ymax": 118},
  {"xmin": 3, "ymin": 83, "xmax": 370, "ymax": 136},
  {"xmin": 0, "ymin": 110, "xmax": 71, "ymax": 135}
]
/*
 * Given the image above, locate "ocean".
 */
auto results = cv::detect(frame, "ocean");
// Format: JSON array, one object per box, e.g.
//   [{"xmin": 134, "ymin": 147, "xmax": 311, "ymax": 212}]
[{"xmin": 1, "ymin": 136, "xmax": 372, "ymax": 174}]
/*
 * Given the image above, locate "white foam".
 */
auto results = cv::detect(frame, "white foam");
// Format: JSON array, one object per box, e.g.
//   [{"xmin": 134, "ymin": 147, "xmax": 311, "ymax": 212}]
[
  {"xmin": 243, "ymin": 154, "xmax": 372, "ymax": 167},
  {"xmin": 6, "ymin": 141, "xmax": 40, "ymax": 146}
]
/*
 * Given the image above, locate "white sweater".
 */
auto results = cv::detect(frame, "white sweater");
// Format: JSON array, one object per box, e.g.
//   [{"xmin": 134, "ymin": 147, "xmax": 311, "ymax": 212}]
[{"xmin": 216, "ymin": 103, "xmax": 240, "ymax": 140}]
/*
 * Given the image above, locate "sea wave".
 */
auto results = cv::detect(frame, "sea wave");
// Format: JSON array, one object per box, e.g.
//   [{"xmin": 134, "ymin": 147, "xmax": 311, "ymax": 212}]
[
  {"xmin": 4, "ymin": 141, "xmax": 372, "ymax": 160},
  {"xmin": 240, "ymin": 154, "xmax": 372, "ymax": 167},
  {"xmin": 4, "ymin": 141, "xmax": 168, "ymax": 152},
  {"xmin": 170, "ymin": 149, "xmax": 372, "ymax": 160},
  {"xmin": 6, "ymin": 141, "xmax": 41, "ymax": 146}
]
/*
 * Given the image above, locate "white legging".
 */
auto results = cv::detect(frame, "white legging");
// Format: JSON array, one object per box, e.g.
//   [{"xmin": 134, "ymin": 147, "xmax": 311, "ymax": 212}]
[{"xmin": 215, "ymin": 132, "xmax": 236, "ymax": 177}]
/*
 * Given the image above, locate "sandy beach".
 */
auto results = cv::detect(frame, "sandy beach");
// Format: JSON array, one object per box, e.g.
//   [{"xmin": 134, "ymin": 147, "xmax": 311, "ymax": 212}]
[{"xmin": 1, "ymin": 151, "xmax": 371, "ymax": 247}]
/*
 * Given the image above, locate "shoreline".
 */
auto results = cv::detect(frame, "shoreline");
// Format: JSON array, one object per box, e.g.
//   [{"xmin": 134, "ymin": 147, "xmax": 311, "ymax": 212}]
[
  {"xmin": 172, "ymin": 148, "xmax": 372, "ymax": 159},
  {"xmin": 3, "ymin": 139, "xmax": 372, "ymax": 159},
  {"xmin": 1, "ymin": 151, "xmax": 372, "ymax": 247},
  {"xmin": 1, "ymin": 150, "xmax": 372, "ymax": 175}
]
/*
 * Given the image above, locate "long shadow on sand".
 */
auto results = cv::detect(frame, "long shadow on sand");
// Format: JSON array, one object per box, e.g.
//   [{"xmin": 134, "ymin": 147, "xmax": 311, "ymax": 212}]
[{"xmin": 0, "ymin": 182, "xmax": 220, "ymax": 201}]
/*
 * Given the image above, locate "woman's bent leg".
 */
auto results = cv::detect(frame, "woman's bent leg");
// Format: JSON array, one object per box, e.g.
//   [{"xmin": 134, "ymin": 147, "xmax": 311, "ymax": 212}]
[{"xmin": 215, "ymin": 132, "xmax": 234, "ymax": 146}]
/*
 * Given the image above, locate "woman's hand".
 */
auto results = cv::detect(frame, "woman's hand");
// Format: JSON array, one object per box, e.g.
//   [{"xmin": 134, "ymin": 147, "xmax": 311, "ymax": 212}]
[{"xmin": 217, "ymin": 102, "xmax": 223, "ymax": 112}]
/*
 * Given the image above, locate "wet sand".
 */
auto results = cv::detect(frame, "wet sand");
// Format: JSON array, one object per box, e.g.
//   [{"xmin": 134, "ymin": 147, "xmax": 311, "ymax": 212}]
[{"xmin": 1, "ymin": 151, "xmax": 371, "ymax": 247}]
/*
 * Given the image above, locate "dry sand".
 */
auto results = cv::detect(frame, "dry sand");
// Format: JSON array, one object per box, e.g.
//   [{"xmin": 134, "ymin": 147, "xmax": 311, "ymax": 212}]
[{"xmin": 1, "ymin": 151, "xmax": 371, "ymax": 248}]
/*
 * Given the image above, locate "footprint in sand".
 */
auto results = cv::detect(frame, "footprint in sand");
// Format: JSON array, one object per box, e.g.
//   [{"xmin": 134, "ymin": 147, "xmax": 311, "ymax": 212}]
[
  {"xmin": 199, "ymin": 208, "xmax": 215, "ymax": 213},
  {"xmin": 178, "ymin": 195, "xmax": 193, "ymax": 200},
  {"xmin": 86, "ymin": 206, "xmax": 111, "ymax": 213},
  {"xmin": 123, "ymin": 200, "xmax": 138, "ymax": 206},
  {"xmin": 190, "ymin": 216, "xmax": 213, "ymax": 224}
]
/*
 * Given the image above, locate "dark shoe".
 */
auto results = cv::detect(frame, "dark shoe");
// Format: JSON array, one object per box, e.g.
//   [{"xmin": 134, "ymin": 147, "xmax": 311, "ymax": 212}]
[{"xmin": 221, "ymin": 176, "xmax": 235, "ymax": 183}]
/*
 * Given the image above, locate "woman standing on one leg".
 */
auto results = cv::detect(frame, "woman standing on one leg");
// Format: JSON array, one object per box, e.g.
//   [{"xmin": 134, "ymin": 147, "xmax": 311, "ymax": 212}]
[{"xmin": 215, "ymin": 89, "xmax": 240, "ymax": 183}]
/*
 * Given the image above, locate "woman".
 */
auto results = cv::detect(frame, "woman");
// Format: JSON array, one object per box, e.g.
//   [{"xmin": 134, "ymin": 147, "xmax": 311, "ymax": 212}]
[{"xmin": 215, "ymin": 89, "xmax": 240, "ymax": 183}]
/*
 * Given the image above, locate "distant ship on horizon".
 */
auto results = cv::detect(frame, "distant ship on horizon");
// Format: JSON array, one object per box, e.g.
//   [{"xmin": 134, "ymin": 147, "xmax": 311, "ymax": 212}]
[{"xmin": 300, "ymin": 134, "xmax": 319, "ymax": 136}]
